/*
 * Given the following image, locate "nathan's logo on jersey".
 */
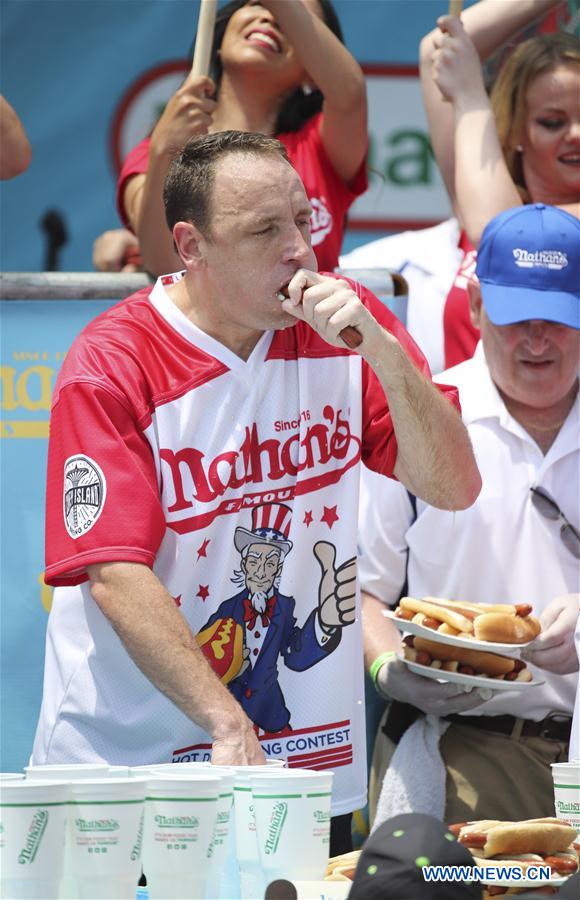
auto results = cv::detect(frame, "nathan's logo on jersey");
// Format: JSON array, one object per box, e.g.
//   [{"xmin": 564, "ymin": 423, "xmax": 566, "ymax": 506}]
[
  {"xmin": 63, "ymin": 455, "xmax": 106, "ymax": 539},
  {"xmin": 310, "ymin": 197, "xmax": 332, "ymax": 246},
  {"xmin": 159, "ymin": 406, "xmax": 360, "ymax": 514}
]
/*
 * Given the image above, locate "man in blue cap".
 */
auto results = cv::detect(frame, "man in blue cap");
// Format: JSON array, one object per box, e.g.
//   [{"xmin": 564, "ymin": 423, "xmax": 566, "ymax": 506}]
[{"xmin": 359, "ymin": 203, "xmax": 579, "ymax": 826}]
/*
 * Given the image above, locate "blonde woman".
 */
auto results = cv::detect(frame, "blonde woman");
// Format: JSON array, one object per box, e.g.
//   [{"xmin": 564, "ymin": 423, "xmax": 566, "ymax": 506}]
[{"xmin": 421, "ymin": 0, "xmax": 579, "ymax": 366}]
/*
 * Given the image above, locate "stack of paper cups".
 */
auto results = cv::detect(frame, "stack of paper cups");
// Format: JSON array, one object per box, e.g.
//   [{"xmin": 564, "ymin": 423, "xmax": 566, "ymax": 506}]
[
  {"xmin": 203, "ymin": 770, "xmax": 235, "ymax": 899},
  {"xmin": 209, "ymin": 759, "xmax": 285, "ymax": 900},
  {"xmin": 551, "ymin": 761, "xmax": 580, "ymax": 833},
  {"xmin": 250, "ymin": 769, "xmax": 334, "ymax": 887},
  {"xmin": 0, "ymin": 779, "xmax": 70, "ymax": 899},
  {"xmin": 143, "ymin": 773, "xmax": 221, "ymax": 899},
  {"xmin": 24, "ymin": 764, "xmax": 112, "ymax": 899},
  {"xmin": 66, "ymin": 778, "xmax": 147, "ymax": 899}
]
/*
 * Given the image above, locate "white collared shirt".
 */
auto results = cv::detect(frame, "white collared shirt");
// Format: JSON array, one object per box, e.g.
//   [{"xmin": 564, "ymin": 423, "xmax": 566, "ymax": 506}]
[{"xmin": 359, "ymin": 343, "xmax": 579, "ymax": 720}]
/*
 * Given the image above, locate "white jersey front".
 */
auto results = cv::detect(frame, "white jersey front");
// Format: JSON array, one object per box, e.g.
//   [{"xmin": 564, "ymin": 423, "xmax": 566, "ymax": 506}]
[{"xmin": 33, "ymin": 273, "xmax": 456, "ymax": 814}]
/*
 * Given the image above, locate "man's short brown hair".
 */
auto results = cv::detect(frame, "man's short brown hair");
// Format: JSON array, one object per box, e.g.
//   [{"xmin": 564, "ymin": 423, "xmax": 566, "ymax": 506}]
[{"xmin": 163, "ymin": 130, "xmax": 290, "ymax": 236}]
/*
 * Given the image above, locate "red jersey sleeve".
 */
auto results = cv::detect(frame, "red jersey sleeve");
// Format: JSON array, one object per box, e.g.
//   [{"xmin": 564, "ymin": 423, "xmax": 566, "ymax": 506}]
[
  {"xmin": 116, "ymin": 137, "xmax": 151, "ymax": 230},
  {"xmin": 443, "ymin": 230, "xmax": 480, "ymax": 368},
  {"xmin": 45, "ymin": 380, "xmax": 166, "ymax": 586},
  {"xmin": 344, "ymin": 278, "xmax": 461, "ymax": 479}
]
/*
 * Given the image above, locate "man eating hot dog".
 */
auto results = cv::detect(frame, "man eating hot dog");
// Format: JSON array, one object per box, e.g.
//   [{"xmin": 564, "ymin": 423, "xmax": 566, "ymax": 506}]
[
  {"xmin": 360, "ymin": 204, "xmax": 579, "ymax": 826},
  {"xmin": 31, "ymin": 130, "xmax": 481, "ymax": 856}
]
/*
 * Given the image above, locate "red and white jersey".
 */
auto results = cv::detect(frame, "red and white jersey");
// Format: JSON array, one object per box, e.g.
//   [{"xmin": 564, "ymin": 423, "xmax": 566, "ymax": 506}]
[
  {"xmin": 33, "ymin": 272, "xmax": 458, "ymax": 815},
  {"xmin": 116, "ymin": 114, "xmax": 367, "ymax": 273}
]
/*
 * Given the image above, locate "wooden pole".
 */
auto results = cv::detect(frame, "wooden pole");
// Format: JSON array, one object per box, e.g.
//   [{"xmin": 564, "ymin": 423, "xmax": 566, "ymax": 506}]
[
  {"xmin": 191, "ymin": 0, "xmax": 218, "ymax": 77},
  {"xmin": 448, "ymin": 0, "xmax": 463, "ymax": 17}
]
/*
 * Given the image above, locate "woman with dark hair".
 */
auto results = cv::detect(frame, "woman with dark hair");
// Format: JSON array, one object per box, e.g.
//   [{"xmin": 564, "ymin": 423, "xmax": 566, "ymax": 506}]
[{"xmin": 115, "ymin": 0, "xmax": 367, "ymax": 276}]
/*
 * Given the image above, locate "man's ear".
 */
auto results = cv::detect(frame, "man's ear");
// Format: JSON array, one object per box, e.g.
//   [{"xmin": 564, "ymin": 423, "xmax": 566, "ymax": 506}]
[
  {"xmin": 172, "ymin": 221, "xmax": 207, "ymax": 270},
  {"xmin": 467, "ymin": 276, "xmax": 483, "ymax": 330}
]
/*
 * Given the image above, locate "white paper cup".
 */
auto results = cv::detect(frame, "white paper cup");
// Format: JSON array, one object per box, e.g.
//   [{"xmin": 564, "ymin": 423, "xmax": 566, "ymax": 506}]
[
  {"xmin": 551, "ymin": 762, "xmax": 580, "ymax": 833},
  {"xmin": 64, "ymin": 778, "xmax": 147, "ymax": 900},
  {"xmin": 208, "ymin": 762, "xmax": 286, "ymax": 900},
  {"xmin": 107, "ymin": 766, "xmax": 131, "ymax": 778},
  {"xmin": 25, "ymin": 764, "xmax": 109, "ymax": 781},
  {"xmin": 204, "ymin": 772, "xmax": 235, "ymax": 899},
  {"xmin": 143, "ymin": 774, "xmax": 221, "ymax": 900},
  {"xmin": 0, "ymin": 779, "xmax": 69, "ymax": 899},
  {"xmin": 250, "ymin": 771, "xmax": 333, "ymax": 883}
]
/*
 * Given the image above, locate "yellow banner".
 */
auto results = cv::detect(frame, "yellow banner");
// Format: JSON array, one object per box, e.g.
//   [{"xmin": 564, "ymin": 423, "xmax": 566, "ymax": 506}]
[{"xmin": 0, "ymin": 420, "xmax": 49, "ymax": 439}]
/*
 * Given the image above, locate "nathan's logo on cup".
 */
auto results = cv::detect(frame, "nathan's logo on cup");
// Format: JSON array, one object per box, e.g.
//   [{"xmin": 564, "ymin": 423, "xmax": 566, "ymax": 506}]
[
  {"xmin": 130, "ymin": 811, "xmax": 144, "ymax": 861},
  {"xmin": 556, "ymin": 799, "xmax": 580, "ymax": 814},
  {"xmin": 512, "ymin": 248, "xmax": 568, "ymax": 270},
  {"xmin": 75, "ymin": 817, "xmax": 119, "ymax": 832},
  {"xmin": 313, "ymin": 809, "xmax": 330, "ymax": 823},
  {"xmin": 154, "ymin": 815, "xmax": 199, "ymax": 829},
  {"xmin": 264, "ymin": 801, "xmax": 288, "ymax": 856},
  {"xmin": 207, "ymin": 810, "xmax": 230, "ymax": 859},
  {"xmin": 18, "ymin": 809, "xmax": 48, "ymax": 865}
]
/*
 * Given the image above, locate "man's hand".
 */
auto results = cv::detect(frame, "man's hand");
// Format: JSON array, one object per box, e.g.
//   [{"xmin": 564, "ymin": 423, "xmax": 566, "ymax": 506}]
[
  {"xmin": 93, "ymin": 228, "xmax": 141, "ymax": 273},
  {"xmin": 314, "ymin": 541, "xmax": 356, "ymax": 630},
  {"xmin": 431, "ymin": 15, "xmax": 487, "ymax": 107},
  {"xmin": 377, "ymin": 658, "xmax": 490, "ymax": 716},
  {"xmin": 281, "ymin": 269, "xmax": 381, "ymax": 352},
  {"xmin": 149, "ymin": 73, "xmax": 217, "ymax": 157},
  {"xmin": 211, "ymin": 719, "xmax": 266, "ymax": 766},
  {"xmin": 521, "ymin": 595, "xmax": 580, "ymax": 676}
]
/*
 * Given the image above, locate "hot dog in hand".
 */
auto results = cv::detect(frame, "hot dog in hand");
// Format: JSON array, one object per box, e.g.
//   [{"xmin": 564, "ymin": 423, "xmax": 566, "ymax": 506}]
[{"xmin": 395, "ymin": 596, "xmax": 541, "ymax": 644}]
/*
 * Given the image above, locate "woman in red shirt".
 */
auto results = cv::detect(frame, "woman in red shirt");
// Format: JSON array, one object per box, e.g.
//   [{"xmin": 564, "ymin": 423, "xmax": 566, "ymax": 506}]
[{"xmin": 114, "ymin": 0, "xmax": 367, "ymax": 277}]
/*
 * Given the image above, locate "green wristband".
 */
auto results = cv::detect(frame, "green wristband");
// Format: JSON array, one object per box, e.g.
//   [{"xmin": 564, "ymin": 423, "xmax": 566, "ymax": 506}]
[{"xmin": 369, "ymin": 651, "xmax": 398, "ymax": 689}]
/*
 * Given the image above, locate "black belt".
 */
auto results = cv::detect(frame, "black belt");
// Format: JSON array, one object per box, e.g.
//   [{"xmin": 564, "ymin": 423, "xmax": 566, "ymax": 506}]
[{"xmin": 445, "ymin": 712, "xmax": 572, "ymax": 742}]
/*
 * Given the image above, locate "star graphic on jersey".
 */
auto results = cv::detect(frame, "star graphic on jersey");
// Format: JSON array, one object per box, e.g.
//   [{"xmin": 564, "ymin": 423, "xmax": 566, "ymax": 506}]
[
  {"xmin": 321, "ymin": 505, "xmax": 339, "ymax": 529},
  {"xmin": 197, "ymin": 585, "xmax": 210, "ymax": 602},
  {"xmin": 303, "ymin": 511, "xmax": 313, "ymax": 527},
  {"xmin": 172, "ymin": 594, "xmax": 182, "ymax": 608},
  {"xmin": 196, "ymin": 538, "xmax": 210, "ymax": 561}
]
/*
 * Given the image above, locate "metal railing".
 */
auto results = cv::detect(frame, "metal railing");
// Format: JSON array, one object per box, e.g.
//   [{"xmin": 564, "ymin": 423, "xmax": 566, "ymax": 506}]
[{"xmin": 0, "ymin": 272, "xmax": 153, "ymax": 301}]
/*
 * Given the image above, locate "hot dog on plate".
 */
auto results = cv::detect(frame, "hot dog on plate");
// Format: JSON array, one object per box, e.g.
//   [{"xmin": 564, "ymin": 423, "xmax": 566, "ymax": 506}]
[
  {"xmin": 449, "ymin": 819, "xmax": 579, "ymax": 875},
  {"xmin": 403, "ymin": 636, "xmax": 532, "ymax": 681},
  {"xmin": 396, "ymin": 597, "xmax": 541, "ymax": 644}
]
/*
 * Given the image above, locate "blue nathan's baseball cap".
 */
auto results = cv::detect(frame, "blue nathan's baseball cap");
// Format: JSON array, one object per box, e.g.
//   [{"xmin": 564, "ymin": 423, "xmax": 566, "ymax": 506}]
[{"xmin": 476, "ymin": 203, "xmax": 580, "ymax": 330}]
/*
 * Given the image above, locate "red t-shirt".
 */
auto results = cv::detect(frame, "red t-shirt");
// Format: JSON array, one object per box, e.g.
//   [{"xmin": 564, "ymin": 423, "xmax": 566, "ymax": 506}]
[
  {"xmin": 116, "ymin": 114, "xmax": 367, "ymax": 273},
  {"xmin": 443, "ymin": 230, "xmax": 480, "ymax": 369}
]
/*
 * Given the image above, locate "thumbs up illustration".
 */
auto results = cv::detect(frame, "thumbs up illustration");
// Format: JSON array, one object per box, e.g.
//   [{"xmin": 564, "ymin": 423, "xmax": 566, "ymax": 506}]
[{"xmin": 313, "ymin": 541, "xmax": 357, "ymax": 630}]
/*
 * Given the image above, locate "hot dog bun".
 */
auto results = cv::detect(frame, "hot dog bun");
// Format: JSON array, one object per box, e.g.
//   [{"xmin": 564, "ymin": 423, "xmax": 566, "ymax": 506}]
[
  {"xmin": 398, "ymin": 596, "xmax": 541, "ymax": 645},
  {"xmin": 474, "ymin": 613, "xmax": 541, "ymax": 644},
  {"xmin": 400, "ymin": 597, "xmax": 473, "ymax": 633},
  {"xmin": 458, "ymin": 821, "xmax": 577, "ymax": 858},
  {"xmin": 413, "ymin": 637, "xmax": 516, "ymax": 676}
]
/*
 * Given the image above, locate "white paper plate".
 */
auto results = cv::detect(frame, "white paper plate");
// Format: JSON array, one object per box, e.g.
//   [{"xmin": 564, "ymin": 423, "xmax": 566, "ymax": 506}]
[
  {"xmin": 401, "ymin": 657, "xmax": 543, "ymax": 692},
  {"xmin": 384, "ymin": 610, "xmax": 532, "ymax": 654},
  {"xmin": 482, "ymin": 875, "xmax": 568, "ymax": 889}
]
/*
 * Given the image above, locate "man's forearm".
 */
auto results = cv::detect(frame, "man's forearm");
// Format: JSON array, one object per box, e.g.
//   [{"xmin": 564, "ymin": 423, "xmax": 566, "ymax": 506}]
[
  {"xmin": 87, "ymin": 561, "xmax": 260, "ymax": 753},
  {"xmin": 124, "ymin": 159, "xmax": 181, "ymax": 277},
  {"xmin": 363, "ymin": 330, "xmax": 481, "ymax": 510}
]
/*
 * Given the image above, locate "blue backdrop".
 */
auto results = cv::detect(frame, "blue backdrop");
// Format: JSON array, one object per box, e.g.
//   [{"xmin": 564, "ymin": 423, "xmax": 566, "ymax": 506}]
[{"xmin": 0, "ymin": 0, "xmax": 471, "ymax": 274}]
